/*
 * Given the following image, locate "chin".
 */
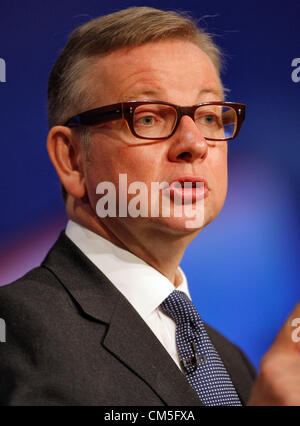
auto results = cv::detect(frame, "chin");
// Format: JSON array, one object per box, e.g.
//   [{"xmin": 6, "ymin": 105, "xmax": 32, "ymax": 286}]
[{"xmin": 148, "ymin": 215, "xmax": 210, "ymax": 236}]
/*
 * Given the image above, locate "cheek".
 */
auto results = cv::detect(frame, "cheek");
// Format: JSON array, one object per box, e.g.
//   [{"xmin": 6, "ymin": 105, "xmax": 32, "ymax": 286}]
[
  {"xmin": 84, "ymin": 140, "xmax": 163, "ymax": 200},
  {"xmin": 210, "ymin": 147, "xmax": 228, "ymax": 199},
  {"xmin": 115, "ymin": 147, "xmax": 160, "ymax": 183},
  {"xmin": 217, "ymin": 157, "xmax": 228, "ymax": 202}
]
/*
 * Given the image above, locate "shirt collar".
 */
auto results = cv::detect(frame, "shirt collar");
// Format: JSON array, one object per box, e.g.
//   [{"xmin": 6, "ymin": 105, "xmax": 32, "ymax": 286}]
[{"xmin": 65, "ymin": 220, "xmax": 191, "ymax": 320}]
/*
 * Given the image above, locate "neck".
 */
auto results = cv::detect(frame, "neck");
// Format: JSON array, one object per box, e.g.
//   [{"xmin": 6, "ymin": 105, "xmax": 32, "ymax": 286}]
[{"xmin": 66, "ymin": 196, "xmax": 199, "ymax": 286}]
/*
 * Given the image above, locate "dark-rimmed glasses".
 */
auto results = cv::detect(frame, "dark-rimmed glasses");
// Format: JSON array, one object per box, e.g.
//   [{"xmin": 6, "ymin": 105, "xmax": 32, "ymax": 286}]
[{"xmin": 64, "ymin": 100, "xmax": 246, "ymax": 142}]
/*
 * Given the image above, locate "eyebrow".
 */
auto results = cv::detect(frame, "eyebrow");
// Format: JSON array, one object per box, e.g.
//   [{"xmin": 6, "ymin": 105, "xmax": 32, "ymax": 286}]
[
  {"xmin": 121, "ymin": 90, "xmax": 161, "ymax": 102},
  {"xmin": 121, "ymin": 87, "xmax": 224, "ymax": 104},
  {"xmin": 198, "ymin": 87, "xmax": 224, "ymax": 100}
]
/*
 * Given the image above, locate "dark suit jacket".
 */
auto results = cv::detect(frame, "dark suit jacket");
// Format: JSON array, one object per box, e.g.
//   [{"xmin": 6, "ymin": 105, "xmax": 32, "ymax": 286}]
[{"xmin": 0, "ymin": 232, "xmax": 256, "ymax": 406}]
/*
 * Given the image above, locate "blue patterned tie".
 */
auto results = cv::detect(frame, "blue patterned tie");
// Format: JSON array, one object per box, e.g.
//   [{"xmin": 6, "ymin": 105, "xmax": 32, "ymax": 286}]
[{"xmin": 160, "ymin": 290, "xmax": 241, "ymax": 406}]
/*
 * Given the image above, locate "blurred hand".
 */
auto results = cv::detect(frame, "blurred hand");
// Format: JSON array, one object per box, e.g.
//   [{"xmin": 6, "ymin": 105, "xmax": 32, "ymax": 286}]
[{"xmin": 248, "ymin": 302, "xmax": 300, "ymax": 406}]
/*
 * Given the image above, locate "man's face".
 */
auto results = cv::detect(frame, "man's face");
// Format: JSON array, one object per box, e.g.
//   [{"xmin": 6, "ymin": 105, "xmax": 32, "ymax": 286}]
[{"xmin": 81, "ymin": 39, "xmax": 227, "ymax": 237}]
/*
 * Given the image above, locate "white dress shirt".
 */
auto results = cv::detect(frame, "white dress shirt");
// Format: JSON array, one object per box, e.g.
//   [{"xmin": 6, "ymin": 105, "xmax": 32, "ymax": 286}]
[{"xmin": 65, "ymin": 220, "xmax": 192, "ymax": 370}]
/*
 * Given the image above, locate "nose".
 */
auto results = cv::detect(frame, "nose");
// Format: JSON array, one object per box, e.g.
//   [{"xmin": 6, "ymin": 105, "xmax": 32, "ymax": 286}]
[{"xmin": 167, "ymin": 115, "xmax": 208, "ymax": 163}]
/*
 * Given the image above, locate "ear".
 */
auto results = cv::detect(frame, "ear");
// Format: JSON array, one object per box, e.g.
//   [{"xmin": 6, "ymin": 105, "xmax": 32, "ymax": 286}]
[{"xmin": 47, "ymin": 126, "xmax": 86, "ymax": 199}]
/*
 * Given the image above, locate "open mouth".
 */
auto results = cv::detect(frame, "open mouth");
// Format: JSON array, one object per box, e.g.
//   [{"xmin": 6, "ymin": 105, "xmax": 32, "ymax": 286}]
[
  {"xmin": 165, "ymin": 177, "xmax": 209, "ymax": 203},
  {"xmin": 174, "ymin": 181, "xmax": 201, "ymax": 188}
]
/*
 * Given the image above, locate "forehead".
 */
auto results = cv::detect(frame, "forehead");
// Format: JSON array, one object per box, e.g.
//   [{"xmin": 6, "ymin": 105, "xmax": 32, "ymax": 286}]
[{"xmin": 83, "ymin": 40, "xmax": 223, "ymax": 106}]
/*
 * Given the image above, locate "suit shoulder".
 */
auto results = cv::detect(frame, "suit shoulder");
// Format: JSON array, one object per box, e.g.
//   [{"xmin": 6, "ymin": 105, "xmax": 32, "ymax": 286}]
[
  {"xmin": 0, "ymin": 265, "xmax": 70, "ymax": 319},
  {"xmin": 0, "ymin": 265, "xmax": 63, "ymax": 293}
]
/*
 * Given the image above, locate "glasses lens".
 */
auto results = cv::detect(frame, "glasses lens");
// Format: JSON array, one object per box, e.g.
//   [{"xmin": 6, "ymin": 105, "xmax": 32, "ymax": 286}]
[
  {"xmin": 133, "ymin": 104, "xmax": 177, "ymax": 139},
  {"xmin": 194, "ymin": 105, "xmax": 237, "ymax": 140}
]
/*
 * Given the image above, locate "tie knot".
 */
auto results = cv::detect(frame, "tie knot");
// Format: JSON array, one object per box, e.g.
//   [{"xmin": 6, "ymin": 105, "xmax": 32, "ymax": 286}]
[{"xmin": 160, "ymin": 290, "xmax": 201, "ymax": 326}]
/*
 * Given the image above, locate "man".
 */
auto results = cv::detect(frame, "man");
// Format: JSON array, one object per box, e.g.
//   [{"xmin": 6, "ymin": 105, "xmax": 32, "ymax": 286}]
[{"xmin": 0, "ymin": 7, "xmax": 299, "ymax": 406}]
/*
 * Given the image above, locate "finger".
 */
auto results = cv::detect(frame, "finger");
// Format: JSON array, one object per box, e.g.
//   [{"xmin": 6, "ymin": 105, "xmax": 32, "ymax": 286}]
[{"xmin": 268, "ymin": 301, "xmax": 300, "ymax": 355}]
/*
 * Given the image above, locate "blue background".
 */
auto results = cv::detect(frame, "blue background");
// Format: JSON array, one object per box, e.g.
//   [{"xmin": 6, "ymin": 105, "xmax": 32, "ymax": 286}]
[{"xmin": 0, "ymin": 0, "xmax": 299, "ymax": 369}]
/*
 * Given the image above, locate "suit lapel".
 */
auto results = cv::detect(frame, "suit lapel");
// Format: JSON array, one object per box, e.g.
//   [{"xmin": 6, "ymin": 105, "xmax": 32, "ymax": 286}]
[{"xmin": 43, "ymin": 232, "xmax": 201, "ymax": 406}]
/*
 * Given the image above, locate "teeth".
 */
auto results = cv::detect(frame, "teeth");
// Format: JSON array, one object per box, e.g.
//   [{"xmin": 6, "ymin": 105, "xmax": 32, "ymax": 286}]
[
  {"xmin": 183, "ymin": 182, "xmax": 196, "ymax": 188},
  {"xmin": 178, "ymin": 182, "xmax": 194, "ymax": 188},
  {"xmin": 170, "ymin": 181, "xmax": 205, "ymax": 189}
]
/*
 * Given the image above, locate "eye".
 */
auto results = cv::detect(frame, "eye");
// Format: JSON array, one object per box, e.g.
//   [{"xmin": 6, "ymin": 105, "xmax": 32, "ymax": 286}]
[
  {"xmin": 136, "ymin": 115, "xmax": 156, "ymax": 126},
  {"xmin": 195, "ymin": 109, "xmax": 222, "ymax": 127},
  {"xmin": 201, "ymin": 114, "xmax": 217, "ymax": 125},
  {"xmin": 203, "ymin": 114, "xmax": 216, "ymax": 124}
]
